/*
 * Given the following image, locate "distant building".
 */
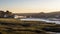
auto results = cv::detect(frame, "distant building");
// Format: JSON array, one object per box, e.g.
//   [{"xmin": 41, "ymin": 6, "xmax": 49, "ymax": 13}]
[{"xmin": 14, "ymin": 15, "xmax": 26, "ymax": 19}]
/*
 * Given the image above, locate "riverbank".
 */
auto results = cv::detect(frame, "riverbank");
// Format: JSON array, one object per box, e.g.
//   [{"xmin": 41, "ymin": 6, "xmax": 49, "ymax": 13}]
[{"xmin": 0, "ymin": 18, "xmax": 59, "ymax": 34}]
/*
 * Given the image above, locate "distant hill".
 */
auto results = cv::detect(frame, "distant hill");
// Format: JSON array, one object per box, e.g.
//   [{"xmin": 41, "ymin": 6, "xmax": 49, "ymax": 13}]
[
  {"xmin": 13, "ymin": 11, "xmax": 60, "ymax": 18},
  {"xmin": 13, "ymin": 13, "xmax": 38, "ymax": 16}
]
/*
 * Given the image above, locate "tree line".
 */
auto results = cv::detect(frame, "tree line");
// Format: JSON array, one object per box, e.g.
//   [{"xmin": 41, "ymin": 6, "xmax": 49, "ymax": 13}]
[{"xmin": 0, "ymin": 10, "xmax": 14, "ymax": 18}]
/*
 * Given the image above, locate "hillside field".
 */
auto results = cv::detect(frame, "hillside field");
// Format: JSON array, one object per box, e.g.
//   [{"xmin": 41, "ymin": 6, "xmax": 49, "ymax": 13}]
[{"xmin": 0, "ymin": 18, "xmax": 58, "ymax": 34}]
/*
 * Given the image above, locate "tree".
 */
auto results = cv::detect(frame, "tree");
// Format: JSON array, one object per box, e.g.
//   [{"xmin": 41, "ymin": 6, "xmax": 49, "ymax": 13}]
[
  {"xmin": 4, "ymin": 10, "xmax": 13, "ymax": 18},
  {"xmin": 0, "ymin": 10, "xmax": 5, "ymax": 18}
]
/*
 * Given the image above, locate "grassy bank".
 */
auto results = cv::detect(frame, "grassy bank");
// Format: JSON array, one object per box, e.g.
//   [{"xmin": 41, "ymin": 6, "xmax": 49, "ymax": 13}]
[{"xmin": 0, "ymin": 18, "xmax": 57, "ymax": 34}]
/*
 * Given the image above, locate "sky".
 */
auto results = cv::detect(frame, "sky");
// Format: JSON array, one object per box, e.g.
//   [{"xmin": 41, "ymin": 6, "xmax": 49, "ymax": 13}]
[{"xmin": 0, "ymin": 0, "xmax": 60, "ymax": 13}]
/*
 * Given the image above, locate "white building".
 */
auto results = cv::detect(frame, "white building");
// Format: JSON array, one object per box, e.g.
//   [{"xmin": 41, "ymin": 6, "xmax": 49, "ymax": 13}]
[{"xmin": 14, "ymin": 15, "xmax": 26, "ymax": 19}]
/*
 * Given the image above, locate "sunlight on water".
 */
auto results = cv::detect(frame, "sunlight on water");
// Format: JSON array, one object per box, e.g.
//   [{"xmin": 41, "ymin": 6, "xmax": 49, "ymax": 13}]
[
  {"xmin": 20, "ymin": 18, "xmax": 60, "ymax": 24},
  {"xmin": 20, "ymin": 18, "xmax": 60, "ymax": 34}
]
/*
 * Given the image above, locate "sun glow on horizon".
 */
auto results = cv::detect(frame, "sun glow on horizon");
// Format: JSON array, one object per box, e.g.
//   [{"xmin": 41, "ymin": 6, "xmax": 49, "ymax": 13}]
[
  {"xmin": 0, "ymin": 0, "xmax": 60, "ymax": 13},
  {"xmin": 0, "ymin": 8, "xmax": 60, "ymax": 13}
]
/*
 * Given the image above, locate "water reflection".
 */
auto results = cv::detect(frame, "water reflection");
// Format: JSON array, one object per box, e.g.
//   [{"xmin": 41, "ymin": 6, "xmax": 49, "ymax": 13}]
[
  {"xmin": 20, "ymin": 18, "xmax": 60, "ymax": 24},
  {"xmin": 20, "ymin": 18, "xmax": 60, "ymax": 34}
]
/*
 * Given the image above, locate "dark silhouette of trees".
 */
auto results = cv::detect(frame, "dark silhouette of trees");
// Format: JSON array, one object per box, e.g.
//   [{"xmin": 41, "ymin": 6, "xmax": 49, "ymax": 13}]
[
  {"xmin": 0, "ymin": 11, "xmax": 5, "ymax": 18},
  {"xmin": 4, "ymin": 10, "xmax": 12, "ymax": 18},
  {"xmin": 0, "ymin": 10, "xmax": 14, "ymax": 18}
]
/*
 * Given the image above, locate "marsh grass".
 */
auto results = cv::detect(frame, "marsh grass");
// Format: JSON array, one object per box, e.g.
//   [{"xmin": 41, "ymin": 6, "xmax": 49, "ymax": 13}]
[{"xmin": 0, "ymin": 18, "xmax": 56, "ymax": 34}]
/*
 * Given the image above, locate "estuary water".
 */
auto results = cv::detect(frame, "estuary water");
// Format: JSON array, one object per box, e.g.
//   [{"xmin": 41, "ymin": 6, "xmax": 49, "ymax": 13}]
[
  {"xmin": 20, "ymin": 18, "xmax": 60, "ymax": 24},
  {"xmin": 20, "ymin": 18, "xmax": 60, "ymax": 34}
]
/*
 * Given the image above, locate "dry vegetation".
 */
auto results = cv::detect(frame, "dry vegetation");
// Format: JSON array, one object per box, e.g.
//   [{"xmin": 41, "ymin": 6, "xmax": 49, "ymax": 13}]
[{"xmin": 0, "ymin": 18, "xmax": 57, "ymax": 34}]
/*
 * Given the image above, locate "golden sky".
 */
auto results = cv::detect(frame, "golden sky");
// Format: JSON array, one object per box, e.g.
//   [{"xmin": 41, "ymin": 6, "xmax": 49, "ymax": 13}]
[{"xmin": 0, "ymin": 0, "xmax": 60, "ymax": 13}]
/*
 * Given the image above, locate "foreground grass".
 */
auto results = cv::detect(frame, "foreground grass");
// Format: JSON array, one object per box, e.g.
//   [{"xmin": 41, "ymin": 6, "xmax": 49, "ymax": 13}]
[{"xmin": 0, "ymin": 18, "xmax": 57, "ymax": 34}]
